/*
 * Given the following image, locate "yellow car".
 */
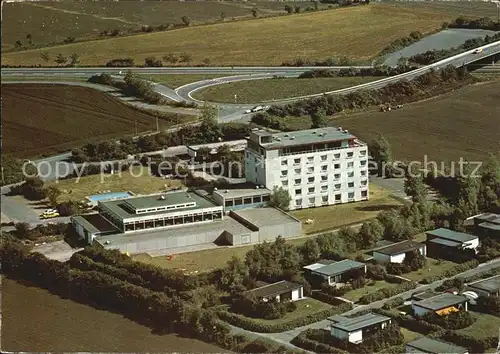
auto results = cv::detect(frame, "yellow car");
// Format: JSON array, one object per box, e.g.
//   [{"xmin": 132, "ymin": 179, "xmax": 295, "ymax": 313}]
[{"xmin": 40, "ymin": 211, "xmax": 60, "ymax": 219}]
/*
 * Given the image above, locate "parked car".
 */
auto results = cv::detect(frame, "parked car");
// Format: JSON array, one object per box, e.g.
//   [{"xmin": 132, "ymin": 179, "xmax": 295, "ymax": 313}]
[
  {"xmin": 245, "ymin": 105, "xmax": 268, "ymax": 114},
  {"xmin": 472, "ymin": 48, "xmax": 483, "ymax": 54},
  {"xmin": 40, "ymin": 211, "xmax": 60, "ymax": 219}
]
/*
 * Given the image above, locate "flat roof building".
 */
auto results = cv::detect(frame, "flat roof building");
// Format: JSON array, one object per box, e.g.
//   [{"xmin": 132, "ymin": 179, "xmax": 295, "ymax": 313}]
[
  {"xmin": 304, "ymin": 259, "xmax": 366, "ymax": 286},
  {"xmin": 328, "ymin": 313, "xmax": 392, "ymax": 344},
  {"xmin": 474, "ymin": 213, "xmax": 500, "ymax": 238},
  {"xmin": 467, "ymin": 274, "xmax": 500, "ymax": 297},
  {"xmin": 213, "ymin": 187, "xmax": 271, "ymax": 211},
  {"xmin": 406, "ymin": 337, "xmax": 468, "ymax": 354},
  {"xmin": 245, "ymin": 127, "xmax": 369, "ymax": 211},
  {"xmin": 187, "ymin": 140, "xmax": 247, "ymax": 158},
  {"xmin": 247, "ymin": 280, "xmax": 304, "ymax": 302},
  {"xmin": 426, "ymin": 228, "xmax": 479, "ymax": 259},
  {"xmin": 372, "ymin": 240, "xmax": 426, "ymax": 264},
  {"xmin": 412, "ymin": 293, "xmax": 468, "ymax": 317}
]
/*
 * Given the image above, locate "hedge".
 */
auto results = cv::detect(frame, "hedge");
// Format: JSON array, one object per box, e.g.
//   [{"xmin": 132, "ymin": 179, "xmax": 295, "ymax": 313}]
[
  {"xmin": 217, "ymin": 302, "xmax": 353, "ymax": 333},
  {"xmin": 291, "ymin": 331, "xmax": 346, "ymax": 354},
  {"xmin": 431, "ymin": 330, "xmax": 498, "ymax": 353},
  {"xmin": 311, "ymin": 291, "xmax": 349, "ymax": 306},
  {"xmin": 381, "ymin": 296, "xmax": 404, "ymax": 310},
  {"xmin": 420, "ymin": 260, "xmax": 479, "ymax": 284},
  {"xmin": 375, "ymin": 309, "xmax": 442, "ymax": 335},
  {"xmin": 358, "ymin": 281, "xmax": 417, "ymax": 304}
]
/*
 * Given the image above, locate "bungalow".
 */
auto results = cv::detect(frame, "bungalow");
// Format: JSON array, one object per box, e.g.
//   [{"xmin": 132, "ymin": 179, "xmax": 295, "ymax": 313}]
[
  {"xmin": 426, "ymin": 228, "xmax": 479, "ymax": 258},
  {"xmin": 247, "ymin": 280, "xmax": 304, "ymax": 303},
  {"xmin": 406, "ymin": 337, "xmax": 469, "ymax": 354},
  {"xmin": 473, "ymin": 213, "xmax": 500, "ymax": 238},
  {"xmin": 328, "ymin": 313, "xmax": 392, "ymax": 344},
  {"xmin": 372, "ymin": 240, "xmax": 426, "ymax": 264},
  {"xmin": 412, "ymin": 293, "xmax": 469, "ymax": 317},
  {"xmin": 467, "ymin": 274, "xmax": 500, "ymax": 297},
  {"xmin": 303, "ymin": 259, "xmax": 366, "ymax": 286}
]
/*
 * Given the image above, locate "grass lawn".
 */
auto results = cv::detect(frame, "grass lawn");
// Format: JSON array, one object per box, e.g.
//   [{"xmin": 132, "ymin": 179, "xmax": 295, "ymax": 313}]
[
  {"xmin": 456, "ymin": 311, "xmax": 500, "ymax": 339},
  {"xmin": 401, "ymin": 328, "xmax": 421, "ymax": 343},
  {"xmin": 342, "ymin": 280, "xmax": 398, "ymax": 302},
  {"xmin": 234, "ymin": 298, "xmax": 331, "ymax": 326},
  {"xmin": 329, "ymin": 80, "xmax": 500, "ymax": 163},
  {"xmin": 385, "ymin": 0, "xmax": 499, "ymax": 18},
  {"xmin": 290, "ymin": 184, "xmax": 402, "ymax": 234},
  {"xmin": 2, "ymin": 4, "xmax": 452, "ymax": 66},
  {"xmin": 48, "ymin": 166, "xmax": 182, "ymax": 203},
  {"xmin": 193, "ymin": 77, "xmax": 384, "ymax": 103},
  {"xmin": 403, "ymin": 258, "xmax": 459, "ymax": 283},
  {"xmin": 1, "ymin": 76, "xmax": 88, "ymax": 82}
]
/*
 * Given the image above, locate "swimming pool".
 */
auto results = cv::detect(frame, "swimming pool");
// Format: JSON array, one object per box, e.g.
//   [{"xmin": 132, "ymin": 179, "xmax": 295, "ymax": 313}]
[{"xmin": 87, "ymin": 191, "xmax": 133, "ymax": 202}]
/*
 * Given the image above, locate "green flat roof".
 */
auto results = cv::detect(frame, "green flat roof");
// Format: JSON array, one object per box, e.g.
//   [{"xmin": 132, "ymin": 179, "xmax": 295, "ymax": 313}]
[
  {"xmin": 468, "ymin": 274, "xmax": 500, "ymax": 293},
  {"xmin": 426, "ymin": 228, "xmax": 477, "ymax": 243},
  {"xmin": 100, "ymin": 192, "xmax": 218, "ymax": 219},
  {"xmin": 308, "ymin": 259, "xmax": 365, "ymax": 277},
  {"xmin": 413, "ymin": 293, "xmax": 468, "ymax": 311},
  {"xmin": 407, "ymin": 337, "xmax": 468, "ymax": 354},
  {"xmin": 328, "ymin": 313, "xmax": 391, "ymax": 332}
]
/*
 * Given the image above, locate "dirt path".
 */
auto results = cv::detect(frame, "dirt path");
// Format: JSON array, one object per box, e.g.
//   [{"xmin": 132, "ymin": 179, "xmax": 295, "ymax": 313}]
[{"xmin": 27, "ymin": 3, "xmax": 140, "ymax": 26}]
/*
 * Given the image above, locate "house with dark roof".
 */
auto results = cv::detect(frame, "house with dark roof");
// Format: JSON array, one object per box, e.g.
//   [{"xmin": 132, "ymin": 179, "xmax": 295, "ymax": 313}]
[
  {"xmin": 467, "ymin": 274, "xmax": 500, "ymax": 297},
  {"xmin": 425, "ymin": 228, "xmax": 479, "ymax": 258},
  {"xmin": 412, "ymin": 293, "xmax": 468, "ymax": 317},
  {"xmin": 406, "ymin": 337, "xmax": 468, "ymax": 354},
  {"xmin": 372, "ymin": 240, "xmax": 426, "ymax": 264},
  {"xmin": 247, "ymin": 280, "xmax": 304, "ymax": 302},
  {"xmin": 303, "ymin": 259, "xmax": 366, "ymax": 286},
  {"xmin": 474, "ymin": 213, "xmax": 500, "ymax": 238},
  {"xmin": 328, "ymin": 313, "xmax": 392, "ymax": 344}
]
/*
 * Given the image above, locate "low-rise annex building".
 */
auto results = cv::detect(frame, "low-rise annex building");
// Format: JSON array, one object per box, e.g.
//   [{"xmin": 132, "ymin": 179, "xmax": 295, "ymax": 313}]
[
  {"xmin": 328, "ymin": 313, "xmax": 392, "ymax": 344},
  {"xmin": 303, "ymin": 259, "xmax": 366, "ymax": 286},
  {"xmin": 412, "ymin": 293, "xmax": 469, "ymax": 317},
  {"xmin": 372, "ymin": 240, "xmax": 426, "ymax": 264},
  {"xmin": 406, "ymin": 337, "xmax": 469, "ymax": 354},
  {"xmin": 247, "ymin": 281, "xmax": 304, "ymax": 302}
]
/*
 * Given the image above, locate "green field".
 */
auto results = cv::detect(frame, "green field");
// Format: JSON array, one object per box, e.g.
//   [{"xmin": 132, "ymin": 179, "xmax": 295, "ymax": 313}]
[
  {"xmin": 2, "ymin": 4, "xmax": 452, "ymax": 66},
  {"xmin": 193, "ymin": 77, "xmax": 383, "ymax": 103},
  {"xmin": 290, "ymin": 184, "xmax": 401, "ymax": 234},
  {"xmin": 2, "ymin": 276, "xmax": 222, "ymax": 352},
  {"xmin": 2, "ymin": 1, "xmax": 327, "ymax": 52},
  {"xmin": 384, "ymin": 0, "xmax": 499, "ymax": 18},
  {"xmin": 144, "ymin": 74, "xmax": 230, "ymax": 89}
]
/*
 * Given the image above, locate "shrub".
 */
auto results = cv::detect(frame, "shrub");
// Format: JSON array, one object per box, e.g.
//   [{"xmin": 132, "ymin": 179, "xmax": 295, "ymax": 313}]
[
  {"xmin": 217, "ymin": 302, "xmax": 353, "ymax": 333},
  {"xmin": 105, "ymin": 58, "xmax": 135, "ymax": 67},
  {"xmin": 422, "ymin": 310, "xmax": 475, "ymax": 330},
  {"xmin": 382, "ymin": 296, "xmax": 404, "ymax": 310}
]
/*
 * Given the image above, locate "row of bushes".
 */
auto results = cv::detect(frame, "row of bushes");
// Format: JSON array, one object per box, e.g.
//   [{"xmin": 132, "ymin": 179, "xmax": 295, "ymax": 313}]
[
  {"xmin": 409, "ymin": 32, "xmax": 500, "ymax": 65},
  {"xmin": 291, "ymin": 330, "xmax": 345, "ymax": 354},
  {"xmin": 431, "ymin": 331, "xmax": 498, "ymax": 353},
  {"xmin": 310, "ymin": 290, "xmax": 351, "ymax": 306},
  {"xmin": 381, "ymin": 296, "xmax": 404, "ymax": 310},
  {"xmin": 217, "ymin": 302, "xmax": 353, "ymax": 333},
  {"xmin": 358, "ymin": 280, "xmax": 417, "ymax": 304},
  {"xmin": 256, "ymin": 66, "xmax": 473, "ymax": 123},
  {"xmin": 446, "ymin": 16, "xmax": 500, "ymax": 31},
  {"xmin": 375, "ymin": 309, "xmax": 442, "ymax": 335},
  {"xmin": 420, "ymin": 259, "xmax": 479, "ymax": 284},
  {"xmin": 298, "ymin": 64, "xmax": 417, "ymax": 78}
]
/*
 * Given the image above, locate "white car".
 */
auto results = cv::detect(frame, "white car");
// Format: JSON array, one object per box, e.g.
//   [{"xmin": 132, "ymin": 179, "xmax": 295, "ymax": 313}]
[
  {"xmin": 472, "ymin": 48, "xmax": 483, "ymax": 54},
  {"xmin": 245, "ymin": 105, "xmax": 268, "ymax": 114},
  {"xmin": 43, "ymin": 209, "xmax": 58, "ymax": 214}
]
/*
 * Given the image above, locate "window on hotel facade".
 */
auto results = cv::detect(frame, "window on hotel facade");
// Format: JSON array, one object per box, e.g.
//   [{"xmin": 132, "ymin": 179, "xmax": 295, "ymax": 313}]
[
  {"xmin": 361, "ymin": 190, "xmax": 368, "ymax": 197},
  {"xmin": 281, "ymin": 170, "xmax": 288, "ymax": 176},
  {"xmin": 282, "ymin": 180, "xmax": 288, "ymax": 187},
  {"xmin": 294, "ymin": 158, "xmax": 301, "ymax": 164},
  {"xmin": 295, "ymin": 168, "xmax": 301, "ymax": 174},
  {"xmin": 348, "ymin": 171, "xmax": 354, "ymax": 178},
  {"xmin": 307, "ymin": 167, "xmax": 314, "ymax": 174},
  {"xmin": 334, "ymin": 153, "xmax": 340, "ymax": 160},
  {"xmin": 334, "ymin": 163, "xmax": 340, "ymax": 169},
  {"xmin": 348, "ymin": 182, "xmax": 354, "ymax": 188},
  {"xmin": 322, "ymin": 195, "xmax": 328, "ymax": 202},
  {"xmin": 309, "ymin": 197, "xmax": 315, "ymax": 204},
  {"xmin": 295, "ymin": 178, "xmax": 301, "ymax": 185},
  {"xmin": 347, "ymin": 162, "xmax": 354, "ymax": 168},
  {"xmin": 361, "ymin": 180, "xmax": 368, "ymax": 186},
  {"xmin": 321, "ymin": 185, "xmax": 328, "ymax": 192},
  {"xmin": 361, "ymin": 170, "xmax": 367, "ymax": 176},
  {"xmin": 296, "ymin": 189, "xmax": 302, "ymax": 195},
  {"xmin": 281, "ymin": 159, "xmax": 288, "ymax": 166},
  {"xmin": 360, "ymin": 150, "xmax": 367, "ymax": 156},
  {"xmin": 307, "ymin": 156, "xmax": 314, "ymax": 163},
  {"xmin": 335, "ymin": 183, "xmax": 341, "ymax": 190},
  {"xmin": 296, "ymin": 199, "xmax": 302, "ymax": 206},
  {"xmin": 335, "ymin": 194, "xmax": 341, "ymax": 201},
  {"xmin": 308, "ymin": 187, "xmax": 315, "ymax": 194},
  {"xmin": 360, "ymin": 160, "xmax": 367, "ymax": 166},
  {"xmin": 321, "ymin": 175, "xmax": 328, "ymax": 182},
  {"xmin": 334, "ymin": 173, "xmax": 340, "ymax": 180},
  {"xmin": 308, "ymin": 177, "xmax": 314, "ymax": 183},
  {"xmin": 321, "ymin": 165, "xmax": 327, "ymax": 172},
  {"xmin": 321, "ymin": 155, "xmax": 327, "ymax": 161},
  {"xmin": 348, "ymin": 192, "xmax": 355, "ymax": 199}
]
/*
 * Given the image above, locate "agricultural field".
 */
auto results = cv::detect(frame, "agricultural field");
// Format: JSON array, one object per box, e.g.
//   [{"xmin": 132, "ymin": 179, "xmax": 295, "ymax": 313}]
[
  {"xmin": 330, "ymin": 80, "xmax": 500, "ymax": 163},
  {"xmin": 193, "ymin": 76, "xmax": 384, "ymax": 103},
  {"xmin": 2, "ymin": 1, "xmax": 326, "ymax": 52},
  {"xmin": 383, "ymin": 0, "xmax": 500, "ymax": 18},
  {"xmin": 2, "ymin": 4, "xmax": 453, "ymax": 66},
  {"xmin": 144, "ymin": 74, "xmax": 230, "ymax": 89},
  {"xmin": 2, "ymin": 84, "xmax": 190, "ymax": 158},
  {"xmin": 2, "ymin": 277, "xmax": 222, "ymax": 352}
]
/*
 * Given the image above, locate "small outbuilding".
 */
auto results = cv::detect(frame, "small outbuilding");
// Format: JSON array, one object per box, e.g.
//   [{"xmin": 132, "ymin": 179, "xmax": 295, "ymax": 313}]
[
  {"xmin": 303, "ymin": 259, "xmax": 366, "ymax": 286},
  {"xmin": 247, "ymin": 280, "xmax": 304, "ymax": 302},
  {"xmin": 473, "ymin": 213, "xmax": 500, "ymax": 238},
  {"xmin": 467, "ymin": 274, "xmax": 500, "ymax": 297},
  {"xmin": 372, "ymin": 240, "xmax": 426, "ymax": 264},
  {"xmin": 406, "ymin": 337, "xmax": 469, "ymax": 354},
  {"xmin": 328, "ymin": 313, "xmax": 392, "ymax": 344},
  {"xmin": 412, "ymin": 293, "xmax": 469, "ymax": 317},
  {"xmin": 213, "ymin": 187, "xmax": 271, "ymax": 211}
]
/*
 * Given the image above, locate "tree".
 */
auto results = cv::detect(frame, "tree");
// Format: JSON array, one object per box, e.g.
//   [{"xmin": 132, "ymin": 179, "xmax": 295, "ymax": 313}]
[
  {"xmin": 163, "ymin": 53, "xmax": 178, "ymax": 64},
  {"xmin": 199, "ymin": 103, "xmax": 222, "ymax": 142},
  {"xmin": 220, "ymin": 256, "xmax": 250, "ymax": 293},
  {"xmin": 404, "ymin": 174, "xmax": 427, "ymax": 203},
  {"xmin": 26, "ymin": 33, "xmax": 33, "ymax": 45},
  {"xmin": 478, "ymin": 154, "xmax": 500, "ymax": 211},
  {"xmin": 202, "ymin": 57, "xmax": 211, "ymax": 66},
  {"xmin": 22, "ymin": 177, "xmax": 46, "ymax": 200},
  {"xmin": 56, "ymin": 200, "xmax": 80, "ymax": 216},
  {"xmin": 300, "ymin": 238, "xmax": 320, "ymax": 264},
  {"xmin": 294, "ymin": 6, "xmax": 301, "ymax": 13},
  {"xmin": 181, "ymin": 16, "xmax": 190, "ymax": 26},
  {"xmin": 179, "ymin": 52, "xmax": 192, "ymax": 64},
  {"xmin": 284, "ymin": 5, "xmax": 294, "ymax": 14},
  {"xmin": 252, "ymin": 8, "xmax": 258, "ymax": 17},
  {"xmin": 40, "ymin": 51, "xmax": 50, "ymax": 62},
  {"xmin": 268, "ymin": 186, "xmax": 291, "ymax": 210},
  {"xmin": 337, "ymin": 227, "xmax": 359, "ymax": 252},
  {"xmin": 456, "ymin": 163, "xmax": 481, "ymax": 217},
  {"xmin": 311, "ymin": 108, "xmax": 328, "ymax": 128},
  {"xmin": 370, "ymin": 134, "xmax": 392, "ymax": 175},
  {"xmin": 45, "ymin": 185, "xmax": 61, "ymax": 206},
  {"xmin": 55, "ymin": 53, "xmax": 67, "ymax": 66},
  {"xmin": 144, "ymin": 56, "xmax": 162, "ymax": 67},
  {"xmin": 14, "ymin": 222, "xmax": 31, "ymax": 239},
  {"xmin": 69, "ymin": 53, "xmax": 80, "ymax": 66},
  {"xmin": 63, "ymin": 36, "xmax": 75, "ymax": 44},
  {"xmin": 313, "ymin": 1, "xmax": 319, "ymax": 10},
  {"xmin": 403, "ymin": 249, "xmax": 426, "ymax": 271},
  {"xmin": 15, "ymin": 40, "xmax": 23, "ymax": 49},
  {"xmin": 358, "ymin": 219, "xmax": 384, "ymax": 248},
  {"xmin": 220, "ymin": 12, "xmax": 226, "ymax": 21}
]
